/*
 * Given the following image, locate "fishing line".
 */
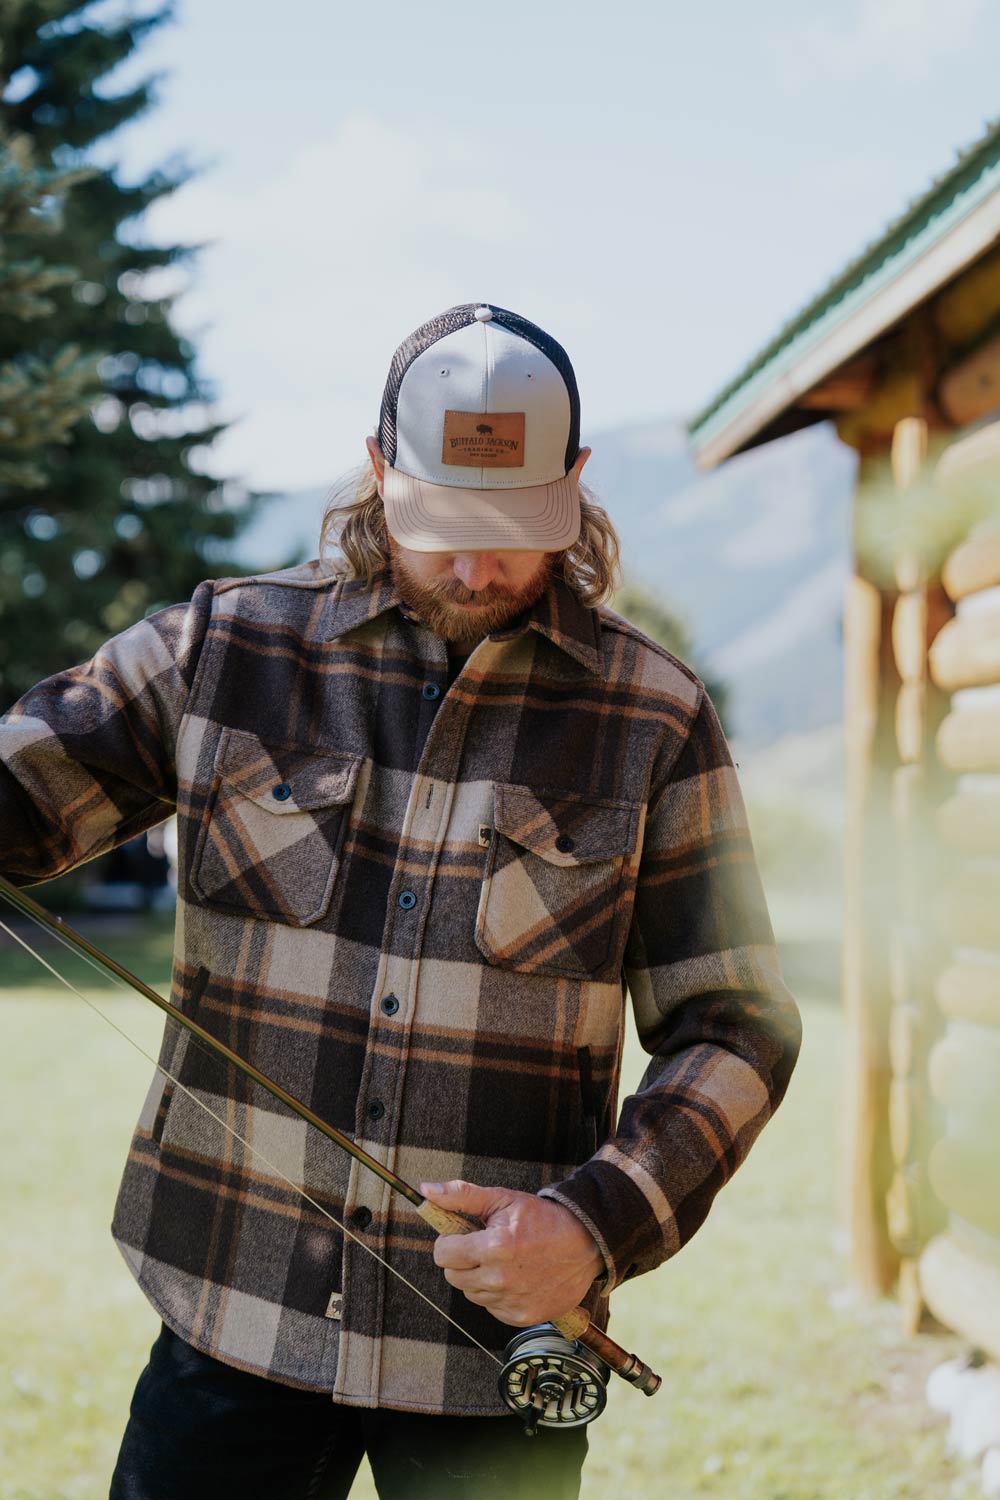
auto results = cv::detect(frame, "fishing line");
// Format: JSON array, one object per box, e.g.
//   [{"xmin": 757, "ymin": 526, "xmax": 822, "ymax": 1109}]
[{"xmin": 0, "ymin": 909, "xmax": 503, "ymax": 1367}]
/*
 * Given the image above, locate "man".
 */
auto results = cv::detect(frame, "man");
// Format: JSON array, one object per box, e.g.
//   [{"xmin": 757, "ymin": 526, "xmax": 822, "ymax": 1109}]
[{"xmin": 0, "ymin": 302, "xmax": 802, "ymax": 1498}]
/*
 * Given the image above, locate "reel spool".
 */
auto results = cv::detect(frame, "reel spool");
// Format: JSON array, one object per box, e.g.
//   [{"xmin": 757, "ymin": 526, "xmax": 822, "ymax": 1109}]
[{"xmin": 499, "ymin": 1324, "xmax": 609, "ymax": 1434}]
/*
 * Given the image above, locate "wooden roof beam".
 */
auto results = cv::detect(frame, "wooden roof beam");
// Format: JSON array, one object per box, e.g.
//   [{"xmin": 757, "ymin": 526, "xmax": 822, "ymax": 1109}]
[{"xmin": 798, "ymin": 357, "xmax": 877, "ymax": 411}]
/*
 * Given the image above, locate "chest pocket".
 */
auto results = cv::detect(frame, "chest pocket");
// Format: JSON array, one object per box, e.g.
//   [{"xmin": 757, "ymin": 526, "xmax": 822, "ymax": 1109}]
[
  {"xmin": 191, "ymin": 729, "xmax": 362, "ymax": 927},
  {"xmin": 475, "ymin": 783, "xmax": 641, "ymax": 980}
]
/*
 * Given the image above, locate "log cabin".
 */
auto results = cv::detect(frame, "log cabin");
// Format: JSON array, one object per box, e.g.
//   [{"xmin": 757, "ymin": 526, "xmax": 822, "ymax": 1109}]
[{"xmin": 689, "ymin": 121, "xmax": 1000, "ymax": 1349}]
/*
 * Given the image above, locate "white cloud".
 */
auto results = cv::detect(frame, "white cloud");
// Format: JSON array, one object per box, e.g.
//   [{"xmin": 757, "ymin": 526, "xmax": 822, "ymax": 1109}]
[
  {"xmin": 138, "ymin": 112, "xmax": 541, "ymax": 490},
  {"xmin": 774, "ymin": 0, "xmax": 985, "ymax": 88}
]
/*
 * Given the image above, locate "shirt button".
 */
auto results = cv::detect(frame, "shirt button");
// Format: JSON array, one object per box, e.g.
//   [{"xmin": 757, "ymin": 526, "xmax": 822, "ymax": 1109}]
[
  {"xmin": 398, "ymin": 890, "xmax": 417, "ymax": 910},
  {"xmin": 380, "ymin": 994, "xmax": 400, "ymax": 1016},
  {"xmin": 350, "ymin": 1206, "xmax": 373, "ymax": 1230},
  {"xmin": 555, "ymin": 834, "xmax": 575, "ymax": 853},
  {"xmin": 366, "ymin": 1099, "xmax": 385, "ymax": 1122},
  {"xmin": 422, "ymin": 682, "xmax": 441, "ymax": 701},
  {"xmin": 272, "ymin": 782, "xmax": 292, "ymax": 802}
]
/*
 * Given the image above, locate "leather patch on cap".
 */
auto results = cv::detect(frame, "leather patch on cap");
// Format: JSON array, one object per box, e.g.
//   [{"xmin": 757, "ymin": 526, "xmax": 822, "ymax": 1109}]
[{"xmin": 441, "ymin": 410, "xmax": 525, "ymax": 467}]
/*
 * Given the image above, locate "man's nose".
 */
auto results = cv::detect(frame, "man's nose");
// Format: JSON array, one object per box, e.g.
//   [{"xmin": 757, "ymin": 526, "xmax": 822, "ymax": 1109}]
[{"xmin": 452, "ymin": 553, "xmax": 501, "ymax": 590}]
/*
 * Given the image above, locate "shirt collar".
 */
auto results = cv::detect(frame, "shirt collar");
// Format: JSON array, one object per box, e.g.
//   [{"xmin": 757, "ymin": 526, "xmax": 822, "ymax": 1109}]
[{"xmin": 321, "ymin": 566, "xmax": 603, "ymax": 677}]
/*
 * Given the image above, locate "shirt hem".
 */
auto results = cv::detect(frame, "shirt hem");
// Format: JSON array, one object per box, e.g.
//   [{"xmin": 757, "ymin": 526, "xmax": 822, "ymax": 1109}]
[{"xmin": 112, "ymin": 1233, "xmax": 511, "ymax": 1416}]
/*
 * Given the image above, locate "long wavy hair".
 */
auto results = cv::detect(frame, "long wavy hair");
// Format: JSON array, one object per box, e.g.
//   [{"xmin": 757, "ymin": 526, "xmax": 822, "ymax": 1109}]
[{"xmin": 319, "ymin": 461, "xmax": 622, "ymax": 607}]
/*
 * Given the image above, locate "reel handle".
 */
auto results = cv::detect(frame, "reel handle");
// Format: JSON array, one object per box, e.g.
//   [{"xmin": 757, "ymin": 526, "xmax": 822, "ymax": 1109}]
[{"xmin": 416, "ymin": 1197, "xmax": 662, "ymax": 1397}]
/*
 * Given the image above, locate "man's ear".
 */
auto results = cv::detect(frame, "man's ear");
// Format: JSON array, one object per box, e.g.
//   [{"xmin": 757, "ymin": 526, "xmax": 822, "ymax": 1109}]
[
  {"xmin": 365, "ymin": 434, "xmax": 385, "ymax": 497},
  {"xmin": 573, "ymin": 445, "xmax": 592, "ymax": 481}
]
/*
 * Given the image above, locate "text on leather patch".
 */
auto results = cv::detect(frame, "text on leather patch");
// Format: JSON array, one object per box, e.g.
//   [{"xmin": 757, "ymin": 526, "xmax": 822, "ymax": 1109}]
[{"xmin": 442, "ymin": 411, "xmax": 525, "ymax": 467}]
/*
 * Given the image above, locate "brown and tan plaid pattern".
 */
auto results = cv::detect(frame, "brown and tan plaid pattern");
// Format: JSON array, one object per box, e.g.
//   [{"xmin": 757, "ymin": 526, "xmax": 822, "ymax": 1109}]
[{"xmin": 0, "ymin": 560, "xmax": 801, "ymax": 1415}]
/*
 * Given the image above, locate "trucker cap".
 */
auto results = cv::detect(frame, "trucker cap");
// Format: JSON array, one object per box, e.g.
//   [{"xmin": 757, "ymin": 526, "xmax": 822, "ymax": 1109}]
[{"xmin": 376, "ymin": 302, "xmax": 583, "ymax": 553}]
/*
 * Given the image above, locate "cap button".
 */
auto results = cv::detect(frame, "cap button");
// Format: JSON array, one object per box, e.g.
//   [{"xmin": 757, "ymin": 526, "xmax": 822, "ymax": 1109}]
[{"xmin": 473, "ymin": 305, "xmax": 493, "ymax": 322}]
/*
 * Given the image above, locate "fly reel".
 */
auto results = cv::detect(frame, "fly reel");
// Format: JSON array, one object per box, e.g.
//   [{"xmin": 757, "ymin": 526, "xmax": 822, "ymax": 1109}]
[{"xmin": 499, "ymin": 1324, "xmax": 609, "ymax": 1434}]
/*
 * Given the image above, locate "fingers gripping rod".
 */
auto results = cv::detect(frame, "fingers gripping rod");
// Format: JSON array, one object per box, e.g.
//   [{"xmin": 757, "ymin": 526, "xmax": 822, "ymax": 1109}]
[{"xmin": 415, "ymin": 1199, "xmax": 661, "ymax": 1398}]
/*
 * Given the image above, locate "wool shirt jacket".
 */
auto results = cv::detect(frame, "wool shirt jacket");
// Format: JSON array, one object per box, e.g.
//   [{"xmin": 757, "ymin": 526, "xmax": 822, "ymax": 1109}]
[{"xmin": 0, "ymin": 560, "xmax": 802, "ymax": 1417}]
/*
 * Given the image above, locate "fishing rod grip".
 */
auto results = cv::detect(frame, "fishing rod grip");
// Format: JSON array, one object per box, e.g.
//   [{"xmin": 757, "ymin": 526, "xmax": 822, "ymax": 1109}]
[
  {"xmin": 416, "ymin": 1200, "xmax": 478, "ymax": 1237},
  {"xmin": 415, "ymin": 1199, "xmax": 661, "ymax": 1396}
]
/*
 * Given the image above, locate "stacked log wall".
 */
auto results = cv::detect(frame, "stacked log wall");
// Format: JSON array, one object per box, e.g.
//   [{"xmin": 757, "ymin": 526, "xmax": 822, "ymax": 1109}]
[{"xmin": 919, "ymin": 451, "xmax": 1000, "ymax": 1356}]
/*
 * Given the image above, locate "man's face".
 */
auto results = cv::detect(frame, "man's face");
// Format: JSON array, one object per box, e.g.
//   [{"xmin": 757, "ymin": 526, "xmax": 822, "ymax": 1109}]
[{"xmin": 387, "ymin": 537, "xmax": 553, "ymax": 647}]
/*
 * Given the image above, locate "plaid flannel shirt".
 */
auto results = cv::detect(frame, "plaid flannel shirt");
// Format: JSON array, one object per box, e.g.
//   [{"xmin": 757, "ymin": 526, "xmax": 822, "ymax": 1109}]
[{"xmin": 0, "ymin": 560, "xmax": 801, "ymax": 1416}]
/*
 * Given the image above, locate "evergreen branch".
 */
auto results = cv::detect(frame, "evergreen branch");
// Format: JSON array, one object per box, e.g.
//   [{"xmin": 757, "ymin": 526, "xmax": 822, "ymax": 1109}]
[{"xmin": 0, "ymin": 342, "xmax": 102, "ymax": 485}]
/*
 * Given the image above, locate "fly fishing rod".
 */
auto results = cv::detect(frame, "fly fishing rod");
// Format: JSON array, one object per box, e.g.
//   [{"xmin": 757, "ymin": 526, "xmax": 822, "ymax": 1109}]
[{"xmin": 0, "ymin": 873, "xmax": 662, "ymax": 1431}]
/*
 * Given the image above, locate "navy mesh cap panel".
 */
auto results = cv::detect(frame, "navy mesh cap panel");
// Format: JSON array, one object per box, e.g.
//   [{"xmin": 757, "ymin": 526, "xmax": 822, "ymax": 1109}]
[
  {"xmin": 377, "ymin": 305, "xmax": 473, "ymax": 470},
  {"xmin": 377, "ymin": 303, "xmax": 581, "ymax": 474},
  {"xmin": 488, "ymin": 305, "xmax": 581, "ymax": 473}
]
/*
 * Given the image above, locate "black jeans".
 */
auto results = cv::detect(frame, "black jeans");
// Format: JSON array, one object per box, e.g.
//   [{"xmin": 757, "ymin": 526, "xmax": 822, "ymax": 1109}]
[{"xmin": 109, "ymin": 1324, "xmax": 588, "ymax": 1500}]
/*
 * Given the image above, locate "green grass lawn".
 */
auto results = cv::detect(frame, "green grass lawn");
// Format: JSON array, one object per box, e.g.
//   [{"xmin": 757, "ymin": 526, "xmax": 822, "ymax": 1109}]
[{"xmin": 0, "ymin": 914, "xmax": 974, "ymax": 1499}]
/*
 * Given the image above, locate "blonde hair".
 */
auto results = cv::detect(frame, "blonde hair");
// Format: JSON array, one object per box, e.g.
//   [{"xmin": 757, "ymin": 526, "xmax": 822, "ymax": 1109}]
[{"xmin": 319, "ymin": 463, "xmax": 622, "ymax": 608}]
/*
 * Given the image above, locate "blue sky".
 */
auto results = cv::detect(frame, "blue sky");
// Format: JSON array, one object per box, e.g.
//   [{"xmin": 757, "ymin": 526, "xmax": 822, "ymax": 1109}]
[{"xmin": 87, "ymin": 0, "xmax": 1000, "ymax": 492}]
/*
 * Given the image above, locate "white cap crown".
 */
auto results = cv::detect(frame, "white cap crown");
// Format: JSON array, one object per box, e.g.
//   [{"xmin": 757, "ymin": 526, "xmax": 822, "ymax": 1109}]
[{"xmin": 376, "ymin": 302, "xmax": 582, "ymax": 553}]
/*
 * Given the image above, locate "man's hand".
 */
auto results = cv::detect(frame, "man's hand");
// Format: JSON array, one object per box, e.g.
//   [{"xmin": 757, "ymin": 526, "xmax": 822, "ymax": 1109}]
[{"xmin": 421, "ymin": 1179, "xmax": 605, "ymax": 1328}]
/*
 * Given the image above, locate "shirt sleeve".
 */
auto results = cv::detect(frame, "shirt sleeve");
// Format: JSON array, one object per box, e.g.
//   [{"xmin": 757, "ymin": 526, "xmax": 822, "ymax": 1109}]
[
  {"xmin": 0, "ymin": 580, "xmax": 215, "ymax": 885},
  {"xmin": 538, "ymin": 684, "xmax": 803, "ymax": 1291}
]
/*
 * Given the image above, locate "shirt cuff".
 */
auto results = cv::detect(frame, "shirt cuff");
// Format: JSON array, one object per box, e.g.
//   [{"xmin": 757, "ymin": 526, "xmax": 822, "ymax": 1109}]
[
  {"xmin": 537, "ymin": 1183, "xmax": 617, "ymax": 1293},
  {"xmin": 539, "ymin": 1154, "xmax": 670, "ymax": 1295}
]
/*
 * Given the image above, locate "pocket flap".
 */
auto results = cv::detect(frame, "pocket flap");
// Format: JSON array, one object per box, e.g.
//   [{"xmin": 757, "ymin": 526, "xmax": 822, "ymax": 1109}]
[
  {"xmin": 217, "ymin": 730, "xmax": 362, "ymax": 813},
  {"xmin": 493, "ymin": 783, "xmax": 639, "ymax": 866}
]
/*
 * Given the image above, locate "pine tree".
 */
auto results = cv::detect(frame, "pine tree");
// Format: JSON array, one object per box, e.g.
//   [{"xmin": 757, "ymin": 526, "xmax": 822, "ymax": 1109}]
[
  {"xmin": 0, "ymin": 126, "xmax": 102, "ymax": 485},
  {"xmin": 0, "ymin": 0, "xmax": 264, "ymax": 707}
]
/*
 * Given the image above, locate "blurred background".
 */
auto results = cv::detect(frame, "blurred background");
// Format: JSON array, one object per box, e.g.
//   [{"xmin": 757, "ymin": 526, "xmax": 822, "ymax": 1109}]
[{"xmin": 2, "ymin": 1, "xmax": 1000, "ymax": 1496}]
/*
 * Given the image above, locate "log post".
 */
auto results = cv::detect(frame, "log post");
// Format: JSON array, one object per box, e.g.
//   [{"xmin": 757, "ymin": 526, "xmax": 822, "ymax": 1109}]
[{"xmin": 841, "ymin": 568, "xmax": 899, "ymax": 1294}]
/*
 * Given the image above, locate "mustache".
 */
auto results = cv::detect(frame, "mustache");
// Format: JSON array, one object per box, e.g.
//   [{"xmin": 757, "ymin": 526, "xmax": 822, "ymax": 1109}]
[{"xmin": 425, "ymin": 579, "xmax": 517, "ymax": 607}]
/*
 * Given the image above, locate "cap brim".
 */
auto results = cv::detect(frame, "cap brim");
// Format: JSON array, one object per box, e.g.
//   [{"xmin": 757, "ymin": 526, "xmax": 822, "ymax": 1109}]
[{"xmin": 382, "ymin": 462, "xmax": 581, "ymax": 552}]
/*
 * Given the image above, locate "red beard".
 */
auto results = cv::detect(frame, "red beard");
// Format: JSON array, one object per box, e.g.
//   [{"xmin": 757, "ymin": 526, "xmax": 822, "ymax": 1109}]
[{"xmin": 388, "ymin": 543, "xmax": 553, "ymax": 646}]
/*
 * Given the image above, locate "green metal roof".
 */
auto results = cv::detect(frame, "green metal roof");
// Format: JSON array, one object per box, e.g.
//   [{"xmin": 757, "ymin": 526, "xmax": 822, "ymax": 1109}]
[{"xmin": 689, "ymin": 118, "xmax": 1000, "ymax": 459}]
